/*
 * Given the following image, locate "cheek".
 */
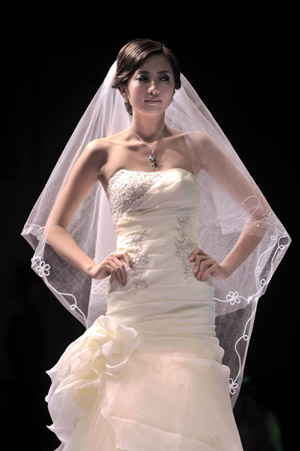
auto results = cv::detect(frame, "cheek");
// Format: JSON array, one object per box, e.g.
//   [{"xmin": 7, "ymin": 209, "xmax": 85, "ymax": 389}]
[
  {"xmin": 161, "ymin": 81, "xmax": 175, "ymax": 94},
  {"xmin": 127, "ymin": 84, "xmax": 145, "ymax": 103},
  {"xmin": 162, "ymin": 85, "xmax": 175, "ymax": 102}
]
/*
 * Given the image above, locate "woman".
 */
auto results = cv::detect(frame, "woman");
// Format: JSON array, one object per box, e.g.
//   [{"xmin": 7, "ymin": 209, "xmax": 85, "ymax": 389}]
[{"xmin": 22, "ymin": 39, "xmax": 290, "ymax": 450}]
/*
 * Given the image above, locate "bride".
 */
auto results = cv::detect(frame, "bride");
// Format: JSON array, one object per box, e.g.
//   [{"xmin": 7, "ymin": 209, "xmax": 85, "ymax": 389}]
[
  {"xmin": 48, "ymin": 52, "xmax": 238, "ymax": 285},
  {"xmin": 22, "ymin": 38, "xmax": 290, "ymax": 450}
]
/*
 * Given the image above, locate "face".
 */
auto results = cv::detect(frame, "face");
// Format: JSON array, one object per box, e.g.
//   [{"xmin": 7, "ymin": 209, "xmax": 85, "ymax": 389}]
[{"xmin": 122, "ymin": 54, "xmax": 176, "ymax": 117}]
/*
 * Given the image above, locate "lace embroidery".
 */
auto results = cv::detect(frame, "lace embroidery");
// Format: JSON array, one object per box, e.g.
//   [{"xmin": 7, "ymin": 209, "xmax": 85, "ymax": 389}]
[
  {"xmin": 173, "ymin": 215, "xmax": 196, "ymax": 278},
  {"xmin": 213, "ymin": 232, "xmax": 290, "ymax": 397},
  {"xmin": 31, "ymin": 256, "xmax": 87, "ymax": 322},
  {"xmin": 128, "ymin": 229, "xmax": 150, "ymax": 293},
  {"xmin": 35, "ymin": 258, "xmax": 51, "ymax": 277},
  {"xmin": 107, "ymin": 170, "xmax": 164, "ymax": 225}
]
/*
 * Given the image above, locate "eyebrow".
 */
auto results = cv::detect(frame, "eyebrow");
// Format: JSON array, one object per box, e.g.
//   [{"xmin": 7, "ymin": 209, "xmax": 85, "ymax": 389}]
[{"xmin": 136, "ymin": 70, "xmax": 172, "ymax": 74}]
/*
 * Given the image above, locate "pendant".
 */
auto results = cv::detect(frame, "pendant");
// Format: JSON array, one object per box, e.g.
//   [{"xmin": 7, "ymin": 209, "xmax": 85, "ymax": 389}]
[
  {"xmin": 149, "ymin": 153, "xmax": 158, "ymax": 168},
  {"xmin": 131, "ymin": 126, "xmax": 164, "ymax": 169}
]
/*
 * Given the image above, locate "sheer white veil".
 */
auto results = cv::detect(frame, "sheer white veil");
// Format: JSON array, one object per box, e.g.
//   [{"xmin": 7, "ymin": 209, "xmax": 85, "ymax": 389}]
[{"xmin": 21, "ymin": 60, "xmax": 291, "ymax": 406}]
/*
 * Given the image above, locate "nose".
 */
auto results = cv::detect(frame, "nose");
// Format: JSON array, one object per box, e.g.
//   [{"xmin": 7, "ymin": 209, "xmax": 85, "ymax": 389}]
[{"xmin": 148, "ymin": 79, "xmax": 159, "ymax": 96}]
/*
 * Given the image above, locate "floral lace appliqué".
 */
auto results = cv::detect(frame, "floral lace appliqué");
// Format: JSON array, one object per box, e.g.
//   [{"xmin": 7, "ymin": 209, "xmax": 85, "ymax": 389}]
[
  {"xmin": 32, "ymin": 256, "xmax": 51, "ymax": 277},
  {"xmin": 107, "ymin": 170, "xmax": 164, "ymax": 225},
  {"xmin": 128, "ymin": 229, "xmax": 150, "ymax": 293},
  {"xmin": 173, "ymin": 215, "xmax": 196, "ymax": 278}
]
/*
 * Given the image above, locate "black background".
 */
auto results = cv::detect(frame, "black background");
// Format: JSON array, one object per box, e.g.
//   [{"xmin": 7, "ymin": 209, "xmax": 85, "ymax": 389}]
[{"xmin": 1, "ymin": 8, "xmax": 297, "ymax": 450}]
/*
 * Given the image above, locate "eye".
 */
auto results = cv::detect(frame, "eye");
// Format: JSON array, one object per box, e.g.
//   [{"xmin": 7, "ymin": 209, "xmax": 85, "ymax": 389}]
[
  {"xmin": 160, "ymin": 74, "xmax": 170, "ymax": 81},
  {"xmin": 136, "ymin": 75, "xmax": 148, "ymax": 82}
]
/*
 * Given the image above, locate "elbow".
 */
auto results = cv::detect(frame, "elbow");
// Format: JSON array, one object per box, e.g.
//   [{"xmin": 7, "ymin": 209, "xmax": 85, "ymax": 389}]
[
  {"xmin": 246, "ymin": 212, "xmax": 271, "ymax": 239},
  {"xmin": 244, "ymin": 194, "xmax": 272, "ymax": 237},
  {"xmin": 45, "ymin": 223, "xmax": 56, "ymax": 247},
  {"xmin": 45, "ymin": 223, "xmax": 67, "ymax": 247}
]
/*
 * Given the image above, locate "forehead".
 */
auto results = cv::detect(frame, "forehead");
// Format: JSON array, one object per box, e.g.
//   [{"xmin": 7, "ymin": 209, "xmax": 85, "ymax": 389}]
[{"xmin": 136, "ymin": 54, "xmax": 172, "ymax": 73}]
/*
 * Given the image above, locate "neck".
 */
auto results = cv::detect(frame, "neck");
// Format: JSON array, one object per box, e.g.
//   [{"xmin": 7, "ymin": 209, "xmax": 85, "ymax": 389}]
[{"xmin": 131, "ymin": 112, "xmax": 166, "ymax": 142}]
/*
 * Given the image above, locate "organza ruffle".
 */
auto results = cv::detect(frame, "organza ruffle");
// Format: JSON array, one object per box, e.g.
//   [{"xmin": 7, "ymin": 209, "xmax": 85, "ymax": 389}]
[
  {"xmin": 46, "ymin": 315, "xmax": 243, "ymax": 451},
  {"xmin": 46, "ymin": 315, "xmax": 140, "ymax": 447}
]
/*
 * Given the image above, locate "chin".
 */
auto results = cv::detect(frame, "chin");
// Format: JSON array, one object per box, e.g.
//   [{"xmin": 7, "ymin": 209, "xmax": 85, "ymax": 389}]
[{"xmin": 141, "ymin": 102, "xmax": 171, "ymax": 116}]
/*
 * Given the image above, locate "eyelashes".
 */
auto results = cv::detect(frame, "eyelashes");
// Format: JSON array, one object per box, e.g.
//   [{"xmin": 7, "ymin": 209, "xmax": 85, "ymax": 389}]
[{"xmin": 136, "ymin": 74, "xmax": 171, "ymax": 82}]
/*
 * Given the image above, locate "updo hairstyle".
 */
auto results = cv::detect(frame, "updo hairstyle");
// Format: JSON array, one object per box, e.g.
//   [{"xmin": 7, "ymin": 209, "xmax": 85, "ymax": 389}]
[{"xmin": 111, "ymin": 38, "xmax": 181, "ymax": 115}]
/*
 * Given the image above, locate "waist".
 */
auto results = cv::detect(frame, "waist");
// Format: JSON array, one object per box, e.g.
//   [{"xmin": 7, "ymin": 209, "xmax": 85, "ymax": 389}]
[
  {"xmin": 115, "ymin": 210, "xmax": 198, "ymax": 233},
  {"xmin": 116, "ymin": 214, "xmax": 198, "ymax": 252}
]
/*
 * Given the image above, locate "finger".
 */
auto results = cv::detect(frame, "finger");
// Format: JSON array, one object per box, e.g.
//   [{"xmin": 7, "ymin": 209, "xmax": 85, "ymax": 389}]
[
  {"xmin": 193, "ymin": 255, "xmax": 211, "ymax": 274},
  {"xmin": 107, "ymin": 260, "xmax": 124, "ymax": 285},
  {"xmin": 115, "ymin": 263, "xmax": 127, "ymax": 285},
  {"xmin": 119, "ymin": 263, "xmax": 127, "ymax": 284},
  {"xmin": 104, "ymin": 263, "xmax": 115, "ymax": 282},
  {"xmin": 113, "ymin": 258, "xmax": 128, "ymax": 285},
  {"xmin": 123, "ymin": 252, "xmax": 133, "ymax": 267},
  {"xmin": 114, "ymin": 252, "xmax": 133, "ymax": 270},
  {"xmin": 105, "ymin": 260, "xmax": 118, "ymax": 277},
  {"xmin": 201, "ymin": 262, "xmax": 218, "ymax": 281},
  {"xmin": 189, "ymin": 248, "xmax": 207, "ymax": 262},
  {"xmin": 114, "ymin": 266, "xmax": 123, "ymax": 284},
  {"xmin": 196, "ymin": 259, "xmax": 215, "ymax": 280},
  {"xmin": 110, "ymin": 252, "xmax": 125, "ymax": 261},
  {"xmin": 189, "ymin": 248, "xmax": 201, "ymax": 261}
]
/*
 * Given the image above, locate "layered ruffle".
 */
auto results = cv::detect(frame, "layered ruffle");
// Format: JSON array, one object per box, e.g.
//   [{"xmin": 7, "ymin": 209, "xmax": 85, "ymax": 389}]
[
  {"xmin": 46, "ymin": 315, "xmax": 140, "ymax": 448},
  {"xmin": 46, "ymin": 314, "xmax": 243, "ymax": 450}
]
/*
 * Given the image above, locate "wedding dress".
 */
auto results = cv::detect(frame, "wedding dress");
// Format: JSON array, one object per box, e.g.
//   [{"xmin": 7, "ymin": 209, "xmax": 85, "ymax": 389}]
[
  {"xmin": 46, "ymin": 168, "xmax": 244, "ymax": 450},
  {"xmin": 22, "ymin": 61, "xmax": 291, "ymax": 415}
]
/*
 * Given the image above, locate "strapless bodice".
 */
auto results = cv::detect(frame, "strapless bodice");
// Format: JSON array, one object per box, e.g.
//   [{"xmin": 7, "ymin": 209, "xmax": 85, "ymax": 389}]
[
  {"xmin": 107, "ymin": 167, "xmax": 199, "ymax": 229},
  {"xmin": 106, "ymin": 168, "xmax": 202, "ymax": 291},
  {"xmin": 105, "ymin": 167, "xmax": 217, "ymax": 348}
]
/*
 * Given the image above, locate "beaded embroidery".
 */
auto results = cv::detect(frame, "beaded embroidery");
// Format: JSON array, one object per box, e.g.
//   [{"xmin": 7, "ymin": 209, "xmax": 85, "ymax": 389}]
[
  {"xmin": 107, "ymin": 170, "xmax": 164, "ymax": 225},
  {"xmin": 107, "ymin": 170, "xmax": 165, "ymax": 292},
  {"xmin": 173, "ymin": 215, "xmax": 196, "ymax": 278},
  {"xmin": 128, "ymin": 229, "xmax": 150, "ymax": 293}
]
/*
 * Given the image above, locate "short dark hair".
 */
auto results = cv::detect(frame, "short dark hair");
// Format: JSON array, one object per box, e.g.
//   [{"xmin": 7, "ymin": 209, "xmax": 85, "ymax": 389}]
[{"xmin": 112, "ymin": 38, "xmax": 181, "ymax": 115}]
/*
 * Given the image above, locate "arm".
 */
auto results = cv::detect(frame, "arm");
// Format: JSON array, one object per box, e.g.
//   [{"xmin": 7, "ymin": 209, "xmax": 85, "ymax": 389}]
[
  {"xmin": 189, "ymin": 133, "xmax": 270, "ymax": 281},
  {"xmin": 45, "ymin": 140, "xmax": 105, "ymax": 275},
  {"xmin": 45, "ymin": 140, "xmax": 132, "ymax": 284}
]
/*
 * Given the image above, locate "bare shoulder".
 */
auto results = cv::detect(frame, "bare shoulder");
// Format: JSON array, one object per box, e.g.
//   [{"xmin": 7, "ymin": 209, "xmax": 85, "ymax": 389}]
[
  {"xmin": 85, "ymin": 128, "xmax": 130, "ymax": 152},
  {"xmin": 100, "ymin": 128, "xmax": 131, "ymax": 145},
  {"xmin": 85, "ymin": 129, "xmax": 130, "ymax": 155},
  {"xmin": 84, "ymin": 138, "xmax": 109, "ymax": 155},
  {"xmin": 184, "ymin": 130, "xmax": 212, "ymax": 146},
  {"xmin": 80, "ymin": 136, "xmax": 117, "ymax": 172},
  {"xmin": 83, "ymin": 129, "xmax": 131, "ymax": 188},
  {"xmin": 167, "ymin": 129, "xmax": 211, "ymax": 146},
  {"xmin": 184, "ymin": 130, "xmax": 220, "ymax": 156}
]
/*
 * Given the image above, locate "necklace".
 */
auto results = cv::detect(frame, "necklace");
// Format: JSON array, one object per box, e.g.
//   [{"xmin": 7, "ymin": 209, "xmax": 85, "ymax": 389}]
[{"xmin": 131, "ymin": 126, "xmax": 165, "ymax": 169}]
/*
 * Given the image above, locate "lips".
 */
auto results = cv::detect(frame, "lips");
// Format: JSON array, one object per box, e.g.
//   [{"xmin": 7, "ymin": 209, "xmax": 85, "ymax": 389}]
[{"xmin": 145, "ymin": 99, "xmax": 161, "ymax": 104}]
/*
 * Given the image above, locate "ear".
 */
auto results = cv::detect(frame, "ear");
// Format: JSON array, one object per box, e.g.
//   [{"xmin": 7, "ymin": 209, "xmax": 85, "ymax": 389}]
[{"xmin": 120, "ymin": 85, "xmax": 128, "ymax": 100}]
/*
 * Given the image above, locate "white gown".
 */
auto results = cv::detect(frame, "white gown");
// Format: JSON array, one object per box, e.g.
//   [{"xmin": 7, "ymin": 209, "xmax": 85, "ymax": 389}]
[{"xmin": 46, "ymin": 168, "xmax": 244, "ymax": 450}]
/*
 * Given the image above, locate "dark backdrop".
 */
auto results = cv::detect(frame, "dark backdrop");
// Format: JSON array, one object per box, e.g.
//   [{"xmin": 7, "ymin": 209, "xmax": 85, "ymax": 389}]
[{"xmin": 1, "ymin": 12, "xmax": 297, "ymax": 451}]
